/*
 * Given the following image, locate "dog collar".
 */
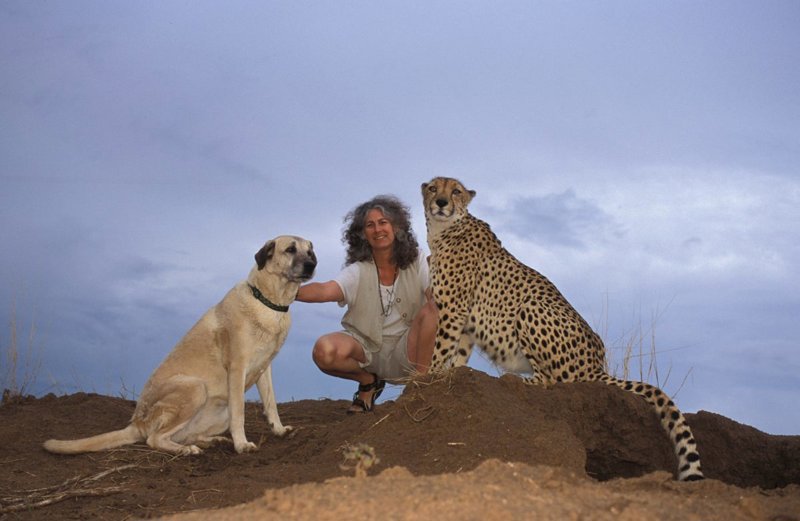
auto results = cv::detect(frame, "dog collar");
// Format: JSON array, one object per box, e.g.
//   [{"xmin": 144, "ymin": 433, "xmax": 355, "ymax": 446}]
[{"xmin": 249, "ymin": 284, "xmax": 290, "ymax": 313}]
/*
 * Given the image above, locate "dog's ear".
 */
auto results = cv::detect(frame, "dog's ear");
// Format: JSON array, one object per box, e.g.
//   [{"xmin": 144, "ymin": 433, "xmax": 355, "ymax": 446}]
[{"xmin": 255, "ymin": 240, "xmax": 276, "ymax": 270}]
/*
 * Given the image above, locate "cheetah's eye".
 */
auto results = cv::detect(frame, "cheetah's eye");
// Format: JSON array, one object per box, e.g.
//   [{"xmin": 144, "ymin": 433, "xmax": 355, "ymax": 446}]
[
  {"xmin": 452, "ymin": 189, "xmax": 462, "ymax": 196},
  {"xmin": 428, "ymin": 185, "xmax": 437, "ymax": 193}
]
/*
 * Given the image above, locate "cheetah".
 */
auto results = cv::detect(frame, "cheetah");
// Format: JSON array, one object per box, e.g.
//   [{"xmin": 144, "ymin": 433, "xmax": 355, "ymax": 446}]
[{"xmin": 421, "ymin": 176, "xmax": 704, "ymax": 482}]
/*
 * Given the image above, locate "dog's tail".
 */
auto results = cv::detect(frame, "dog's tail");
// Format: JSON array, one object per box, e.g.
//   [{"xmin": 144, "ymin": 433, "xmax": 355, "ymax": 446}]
[{"xmin": 43, "ymin": 424, "xmax": 142, "ymax": 454}]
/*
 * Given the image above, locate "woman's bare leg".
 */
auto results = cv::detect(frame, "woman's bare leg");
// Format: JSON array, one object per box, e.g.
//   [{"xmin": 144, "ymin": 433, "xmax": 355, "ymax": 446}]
[
  {"xmin": 312, "ymin": 332, "xmax": 380, "ymax": 410},
  {"xmin": 407, "ymin": 299, "xmax": 439, "ymax": 374}
]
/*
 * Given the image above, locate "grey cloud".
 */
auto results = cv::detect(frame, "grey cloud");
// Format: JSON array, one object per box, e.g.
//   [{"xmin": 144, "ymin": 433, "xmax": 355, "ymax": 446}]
[{"xmin": 497, "ymin": 190, "xmax": 624, "ymax": 249}]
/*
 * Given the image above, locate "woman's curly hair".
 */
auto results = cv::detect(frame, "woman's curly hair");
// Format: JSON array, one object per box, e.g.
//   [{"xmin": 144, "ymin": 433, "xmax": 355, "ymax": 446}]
[{"xmin": 342, "ymin": 195, "xmax": 420, "ymax": 269}]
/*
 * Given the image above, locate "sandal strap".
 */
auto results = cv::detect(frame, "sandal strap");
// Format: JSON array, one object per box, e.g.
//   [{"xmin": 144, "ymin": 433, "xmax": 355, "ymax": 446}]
[
  {"xmin": 349, "ymin": 396, "xmax": 372, "ymax": 413},
  {"xmin": 374, "ymin": 378, "xmax": 386, "ymax": 400},
  {"xmin": 357, "ymin": 373, "xmax": 383, "ymax": 393},
  {"xmin": 348, "ymin": 373, "xmax": 385, "ymax": 414}
]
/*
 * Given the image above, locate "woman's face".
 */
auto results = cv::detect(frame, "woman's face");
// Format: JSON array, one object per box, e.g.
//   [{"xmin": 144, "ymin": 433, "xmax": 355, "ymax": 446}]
[{"xmin": 364, "ymin": 208, "xmax": 396, "ymax": 253}]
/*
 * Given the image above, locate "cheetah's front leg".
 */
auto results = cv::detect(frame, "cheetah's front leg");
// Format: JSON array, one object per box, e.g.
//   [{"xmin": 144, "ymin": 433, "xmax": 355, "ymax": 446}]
[
  {"xmin": 451, "ymin": 334, "xmax": 473, "ymax": 367},
  {"xmin": 428, "ymin": 313, "xmax": 470, "ymax": 373}
]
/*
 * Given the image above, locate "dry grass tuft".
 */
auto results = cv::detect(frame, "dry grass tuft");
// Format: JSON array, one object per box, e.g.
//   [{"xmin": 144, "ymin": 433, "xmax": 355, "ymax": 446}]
[
  {"xmin": 599, "ymin": 298, "xmax": 692, "ymax": 398},
  {"xmin": 2, "ymin": 301, "xmax": 42, "ymax": 405},
  {"xmin": 338, "ymin": 442, "xmax": 380, "ymax": 478}
]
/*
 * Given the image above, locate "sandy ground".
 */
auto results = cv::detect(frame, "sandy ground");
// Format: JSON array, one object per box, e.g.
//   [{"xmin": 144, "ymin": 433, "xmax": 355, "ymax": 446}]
[{"xmin": 1, "ymin": 367, "xmax": 798, "ymax": 520}]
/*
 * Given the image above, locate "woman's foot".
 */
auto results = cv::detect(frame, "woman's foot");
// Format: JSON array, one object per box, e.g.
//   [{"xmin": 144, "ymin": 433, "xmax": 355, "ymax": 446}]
[{"xmin": 347, "ymin": 373, "xmax": 386, "ymax": 414}]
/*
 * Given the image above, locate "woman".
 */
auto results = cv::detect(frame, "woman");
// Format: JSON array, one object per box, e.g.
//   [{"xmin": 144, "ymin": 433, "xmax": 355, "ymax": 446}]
[{"xmin": 296, "ymin": 195, "xmax": 437, "ymax": 414}]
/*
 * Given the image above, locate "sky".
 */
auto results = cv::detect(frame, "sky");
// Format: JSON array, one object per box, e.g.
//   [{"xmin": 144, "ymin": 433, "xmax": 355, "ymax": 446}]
[{"xmin": 1, "ymin": 1, "xmax": 798, "ymax": 435}]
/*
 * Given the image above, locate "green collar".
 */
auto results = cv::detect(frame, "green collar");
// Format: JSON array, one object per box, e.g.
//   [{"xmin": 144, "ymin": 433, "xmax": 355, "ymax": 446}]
[{"xmin": 249, "ymin": 284, "xmax": 290, "ymax": 313}]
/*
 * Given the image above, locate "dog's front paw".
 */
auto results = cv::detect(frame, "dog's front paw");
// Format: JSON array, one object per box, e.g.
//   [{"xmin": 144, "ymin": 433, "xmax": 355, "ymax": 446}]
[
  {"xmin": 178, "ymin": 444, "xmax": 203, "ymax": 456},
  {"xmin": 271, "ymin": 424, "xmax": 295, "ymax": 437},
  {"xmin": 234, "ymin": 440, "xmax": 258, "ymax": 454}
]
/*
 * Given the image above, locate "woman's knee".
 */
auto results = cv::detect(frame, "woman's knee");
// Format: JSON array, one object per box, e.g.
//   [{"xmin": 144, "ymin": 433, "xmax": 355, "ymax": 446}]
[{"xmin": 312, "ymin": 337, "xmax": 337, "ymax": 368}]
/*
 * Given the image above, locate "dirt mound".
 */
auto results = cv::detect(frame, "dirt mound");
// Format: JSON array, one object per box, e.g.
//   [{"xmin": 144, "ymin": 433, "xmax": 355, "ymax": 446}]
[{"xmin": 1, "ymin": 367, "xmax": 798, "ymax": 519}]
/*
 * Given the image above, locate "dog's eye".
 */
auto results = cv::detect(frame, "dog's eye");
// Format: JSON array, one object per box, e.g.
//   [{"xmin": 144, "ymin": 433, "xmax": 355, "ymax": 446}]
[{"xmin": 286, "ymin": 245, "xmax": 297, "ymax": 254}]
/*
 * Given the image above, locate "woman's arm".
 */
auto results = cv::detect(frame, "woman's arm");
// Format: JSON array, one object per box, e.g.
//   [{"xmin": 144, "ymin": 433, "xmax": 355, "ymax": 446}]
[{"xmin": 296, "ymin": 280, "xmax": 344, "ymax": 303}]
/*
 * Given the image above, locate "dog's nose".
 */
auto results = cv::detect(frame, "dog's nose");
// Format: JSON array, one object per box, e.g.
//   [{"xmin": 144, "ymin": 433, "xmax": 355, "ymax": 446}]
[
  {"xmin": 303, "ymin": 260, "xmax": 316, "ymax": 273},
  {"xmin": 435, "ymin": 198, "xmax": 448, "ymax": 208}
]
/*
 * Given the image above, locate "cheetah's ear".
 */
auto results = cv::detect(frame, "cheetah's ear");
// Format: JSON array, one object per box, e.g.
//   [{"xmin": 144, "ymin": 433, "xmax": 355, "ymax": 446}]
[{"xmin": 463, "ymin": 188, "xmax": 476, "ymax": 204}]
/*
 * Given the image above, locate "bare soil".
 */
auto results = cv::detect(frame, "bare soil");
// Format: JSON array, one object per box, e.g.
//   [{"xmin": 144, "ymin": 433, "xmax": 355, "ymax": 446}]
[{"xmin": 1, "ymin": 367, "xmax": 798, "ymax": 520}]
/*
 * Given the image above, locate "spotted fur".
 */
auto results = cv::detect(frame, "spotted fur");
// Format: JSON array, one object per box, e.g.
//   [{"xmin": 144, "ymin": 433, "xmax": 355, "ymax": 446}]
[{"xmin": 421, "ymin": 176, "xmax": 704, "ymax": 481}]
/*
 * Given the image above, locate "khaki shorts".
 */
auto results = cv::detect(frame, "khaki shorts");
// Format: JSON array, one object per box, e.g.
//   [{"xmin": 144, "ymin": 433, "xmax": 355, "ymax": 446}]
[{"xmin": 344, "ymin": 330, "xmax": 415, "ymax": 382}]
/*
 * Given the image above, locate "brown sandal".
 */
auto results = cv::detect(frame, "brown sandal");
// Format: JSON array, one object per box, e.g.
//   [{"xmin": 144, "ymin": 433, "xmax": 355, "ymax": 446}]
[{"xmin": 346, "ymin": 373, "xmax": 386, "ymax": 414}]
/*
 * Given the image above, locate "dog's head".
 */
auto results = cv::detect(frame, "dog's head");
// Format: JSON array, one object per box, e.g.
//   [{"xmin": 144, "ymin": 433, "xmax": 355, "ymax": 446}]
[
  {"xmin": 255, "ymin": 236, "xmax": 317, "ymax": 283},
  {"xmin": 421, "ymin": 177, "xmax": 476, "ymax": 224}
]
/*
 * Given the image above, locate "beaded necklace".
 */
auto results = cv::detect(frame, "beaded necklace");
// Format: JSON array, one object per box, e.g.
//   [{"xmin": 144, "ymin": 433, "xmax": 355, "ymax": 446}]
[{"xmin": 374, "ymin": 260, "xmax": 398, "ymax": 317}]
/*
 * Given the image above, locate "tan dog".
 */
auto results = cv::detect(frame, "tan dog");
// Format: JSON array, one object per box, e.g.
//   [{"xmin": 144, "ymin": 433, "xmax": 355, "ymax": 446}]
[{"xmin": 44, "ymin": 235, "xmax": 316, "ymax": 456}]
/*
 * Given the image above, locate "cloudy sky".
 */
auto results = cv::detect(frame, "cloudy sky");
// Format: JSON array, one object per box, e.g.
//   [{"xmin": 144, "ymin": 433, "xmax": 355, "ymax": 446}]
[{"xmin": 2, "ymin": 2, "xmax": 798, "ymax": 435}]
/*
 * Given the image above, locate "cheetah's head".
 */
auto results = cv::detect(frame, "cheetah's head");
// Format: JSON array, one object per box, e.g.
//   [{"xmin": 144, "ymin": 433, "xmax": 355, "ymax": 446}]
[{"xmin": 421, "ymin": 177, "xmax": 476, "ymax": 225}]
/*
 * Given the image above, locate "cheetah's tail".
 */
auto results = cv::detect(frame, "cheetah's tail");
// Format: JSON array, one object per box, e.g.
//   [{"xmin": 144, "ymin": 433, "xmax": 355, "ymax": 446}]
[{"xmin": 595, "ymin": 372, "xmax": 704, "ymax": 482}]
